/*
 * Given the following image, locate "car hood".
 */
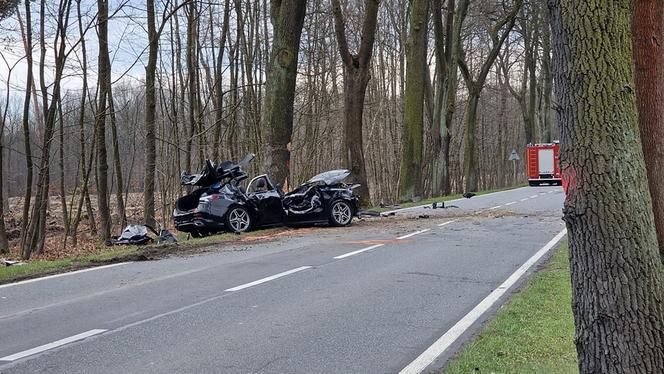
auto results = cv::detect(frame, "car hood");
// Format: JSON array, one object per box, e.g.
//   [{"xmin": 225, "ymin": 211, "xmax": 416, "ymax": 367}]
[{"xmin": 306, "ymin": 169, "xmax": 350, "ymax": 185}]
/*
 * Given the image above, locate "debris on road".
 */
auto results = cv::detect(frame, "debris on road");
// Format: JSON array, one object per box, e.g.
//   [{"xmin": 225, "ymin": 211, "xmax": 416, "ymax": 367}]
[{"xmin": 463, "ymin": 192, "xmax": 476, "ymax": 199}]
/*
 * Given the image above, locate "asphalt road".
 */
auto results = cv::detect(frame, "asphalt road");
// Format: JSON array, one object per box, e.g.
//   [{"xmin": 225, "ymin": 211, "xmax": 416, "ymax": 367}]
[{"xmin": 0, "ymin": 186, "xmax": 565, "ymax": 374}]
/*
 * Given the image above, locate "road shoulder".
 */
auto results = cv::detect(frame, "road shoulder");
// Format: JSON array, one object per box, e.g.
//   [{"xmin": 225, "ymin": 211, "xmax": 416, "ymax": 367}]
[{"xmin": 439, "ymin": 242, "xmax": 577, "ymax": 373}]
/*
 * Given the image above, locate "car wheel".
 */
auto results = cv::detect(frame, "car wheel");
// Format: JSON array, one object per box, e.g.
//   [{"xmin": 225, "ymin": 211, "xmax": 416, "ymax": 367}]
[
  {"xmin": 529, "ymin": 180, "xmax": 540, "ymax": 187},
  {"xmin": 329, "ymin": 200, "xmax": 353, "ymax": 227},
  {"xmin": 226, "ymin": 206, "xmax": 253, "ymax": 233}
]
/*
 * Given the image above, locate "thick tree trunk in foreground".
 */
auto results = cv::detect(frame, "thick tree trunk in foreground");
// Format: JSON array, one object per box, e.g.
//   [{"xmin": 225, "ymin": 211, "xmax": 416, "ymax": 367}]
[
  {"xmin": 549, "ymin": 0, "xmax": 664, "ymax": 372},
  {"xmin": 262, "ymin": 0, "xmax": 307, "ymax": 189},
  {"xmin": 398, "ymin": 0, "xmax": 429, "ymax": 201},
  {"xmin": 633, "ymin": 0, "xmax": 664, "ymax": 260},
  {"xmin": 331, "ymin": 0, "xmax": 380, "ymax": 206}
]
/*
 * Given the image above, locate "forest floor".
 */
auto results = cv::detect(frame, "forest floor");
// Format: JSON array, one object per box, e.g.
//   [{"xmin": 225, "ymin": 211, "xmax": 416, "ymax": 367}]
[{"xmin": 440, "ymin": 242, "xmax": 578, "ymax": 373}]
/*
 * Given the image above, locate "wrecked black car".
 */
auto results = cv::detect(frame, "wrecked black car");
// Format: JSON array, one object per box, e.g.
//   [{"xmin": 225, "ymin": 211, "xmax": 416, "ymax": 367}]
[{"xmin": 173, "ymin": 155, "xmax": 360, "ymax": 236}]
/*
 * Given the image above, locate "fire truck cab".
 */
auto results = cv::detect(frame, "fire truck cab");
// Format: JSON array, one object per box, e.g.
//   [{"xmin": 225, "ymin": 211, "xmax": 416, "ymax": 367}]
[{"xmin": 527, "ymin": 142, "xmax": 562, "ymax": 186}]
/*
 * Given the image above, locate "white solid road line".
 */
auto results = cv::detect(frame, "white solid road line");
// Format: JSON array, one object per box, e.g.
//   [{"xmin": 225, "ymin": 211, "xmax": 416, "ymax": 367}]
[
  {"xmin": 0, "ymin": 263, "xmax": 129, "ymax": 290},
  {"xmin": 437, "ymin": 220, "xmax": 457, "ymax": 227},
  {"xmin": 334, "ymin": 244, "xmax": 384, "ymax": 259},
  {"xmin": 397, "ymin": 229, "xmax": 431, "ymax": 240},
  {"xmin": 399, "ymin": 228, "xmax": 568, "ymax": 374},
  {"xmin": 224, "ymin": 266, "xmax": 312, "ymax": 292},
  {"xmin": 0, "ymin": 329, "xmax": 107, "ymax": 362}
]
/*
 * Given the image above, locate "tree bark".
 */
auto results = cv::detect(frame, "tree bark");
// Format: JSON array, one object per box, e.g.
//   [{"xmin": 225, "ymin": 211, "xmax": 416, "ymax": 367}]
[
  {"xmin": 633, "ymin": 0, "xmax": 664, "ymax": 260},
  {"xmin": 398, "ymin": 0, "xmax": 429, "ymax": 201},
  {"xmin": 262, "ymin": 0, "xmax": 307, "ymax": 190},
  {"xmin": 549, "ymin": 0, "xmax": 664, "ymax": 372}
]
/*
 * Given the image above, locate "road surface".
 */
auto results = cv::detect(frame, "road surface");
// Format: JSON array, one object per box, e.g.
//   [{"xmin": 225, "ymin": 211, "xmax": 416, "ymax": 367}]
[{"xmin": 0, "ymin": 186, "xmax": 565, "ymax": 373}]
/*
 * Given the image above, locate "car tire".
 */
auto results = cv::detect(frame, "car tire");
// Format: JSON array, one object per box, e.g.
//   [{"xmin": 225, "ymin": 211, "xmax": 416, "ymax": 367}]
[
  {"xmin": 226, "ymin": 206, "xmax": 253, "ymax": 233},
  {"xmin": 329, "ymin": 200, "xmax": 353, "ymax": 227},
  {"xmin": 529, "ymin": 180, "xmax": 540, "ymax": 187}
]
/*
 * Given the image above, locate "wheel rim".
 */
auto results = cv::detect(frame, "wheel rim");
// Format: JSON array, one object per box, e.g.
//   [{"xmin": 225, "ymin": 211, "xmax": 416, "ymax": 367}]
[
  {"xmin": 229, "ymin": 208, "xmax": 250, "ymax": 232},
  {"xmin": 332, "ymin": 202, "xmax": 351, "ymax": 225}
]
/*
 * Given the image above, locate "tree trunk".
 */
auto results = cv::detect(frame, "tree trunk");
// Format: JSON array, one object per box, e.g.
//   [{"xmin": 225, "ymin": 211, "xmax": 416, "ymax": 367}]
[
  {"xmin": 262, "ymin": 0, "xmax": 307, "ymax": 190},
  {"xmin": 108, "ymin": 86, "xmax": 126, "ymax": 228},
  {"xmin": 633, "ymin": 0, "xmax": 664, "ymax": 260},
  {"xmin": 462, "ymin": 89, "xmax": 480, "ymax": 192},
  {"xmin": 95, "ymin": 0, "xmax": 112, "ymax": 240},
  {"xmin": 398, "ymin": 0, "xmax": 429, "ymax": 201},
  {"xmin": 540, "ymin": 6, "xmax": 553, "ymax": 143},
  {"xmin": 18, "ymin": 0, "xmax": 34, "ymax": 253},
  {"xmin": 143, "ymin": 0, "xmax": 157, "ymax": 228},
  {"xmin": 342, "ymin": 69, "xmax": 371, "ymax": 205},
  {"xmin": 549, "ymin": 0, "xmax": 664, "ymax": 372},
  {"xmin": 330, "ymin": 0, "xmax": 380, "ymax": 206}
]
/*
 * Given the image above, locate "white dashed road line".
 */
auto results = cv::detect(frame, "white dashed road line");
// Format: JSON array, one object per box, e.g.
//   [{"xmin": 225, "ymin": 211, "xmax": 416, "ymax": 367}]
[
  {"xmin": 520, "ymin": 198, "xmax": 529, "ymax": 202},
  {"xmin": 438, "ymin": 220, "xmax": 457, "ymax": 227},
  {"xmin": 399, "ymin": 228, "xmax": 568, "ymax": 374},
  {"xmin": 504, "ymin": 202, "xmax": 516, "ymax": 206},
  {"xmin": 334, "ymin": 244, "xmax": 385, "ymax": 259},
  {"xmin": 529, "ymin": 195, "xmax": 538, "ymax": 199},
  {"xmin": 397, "ymin": 229, "xmax": 431, "ymax": 240},
  {"xmin": 225, "ymin": 266, "xmax": 312, "ymax": 292},
  {"xmin": 0, "ymin": 329, "xmax": 107, "ymax": 362},
  {"xmin": 488, "ymin": 205, "xmax": 502, "ymax": 210}
]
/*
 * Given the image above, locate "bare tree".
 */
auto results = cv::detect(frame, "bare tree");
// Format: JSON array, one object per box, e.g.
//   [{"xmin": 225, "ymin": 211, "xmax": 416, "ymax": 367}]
[
  {"xmin": 330, "ymin": 0, "xmax": 380, "ymax": 205},
  {"xmin": 458, "ymin": 0, "xmax": 521, "ymax": 192},
  {"xmin": 95, "ymin": 0, "xmax": 112, "ymax": 240}
]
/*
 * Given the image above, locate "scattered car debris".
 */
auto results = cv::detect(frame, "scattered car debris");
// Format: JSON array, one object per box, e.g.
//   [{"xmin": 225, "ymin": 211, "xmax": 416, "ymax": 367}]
[
  {"xmin": 106, "ymin": 225, "xmax": 156, "ymax": 246},
  {"xmin": 418, "ymin": 214, "xmax": 430, "ymax": 219},
  {"xmin": 358, "ymin": 210, "xmax": 381, "ymax": 217},
  {"xmin": 463, "ymin": 192, "xmax": 476, "ymax": 199},
  {"xmin": 379, "ymin": 203, "xmax": 400, "ymax": 209},
  {"xmin": 1, "ymin": 259, "xmax": 25, "ymax": 266},
  {"xmin": 155, "ymin": 229, "xmax": 178, "ymax": 246}
]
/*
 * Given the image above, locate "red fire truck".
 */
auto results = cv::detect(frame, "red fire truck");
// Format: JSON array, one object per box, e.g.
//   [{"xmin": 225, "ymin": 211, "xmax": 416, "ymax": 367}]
[{"xmin": 526, "ymin": 142, "xmax": 562, "ymax": 186}]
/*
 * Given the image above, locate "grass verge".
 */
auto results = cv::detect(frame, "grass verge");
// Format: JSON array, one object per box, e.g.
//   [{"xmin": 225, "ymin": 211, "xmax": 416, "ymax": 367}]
[
  {"xmin": 0, "ymin": 228, "xmax": 285, "ymax": 285},
  {"xmin": 440, "ymin": 242, "xmax": 577, "ymax": 374}
]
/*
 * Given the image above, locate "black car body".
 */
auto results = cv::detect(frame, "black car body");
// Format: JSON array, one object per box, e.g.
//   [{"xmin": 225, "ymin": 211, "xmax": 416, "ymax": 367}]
[{"xmin": 173, "ymin": 156, "xmax": 360, "ymax": 235}]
